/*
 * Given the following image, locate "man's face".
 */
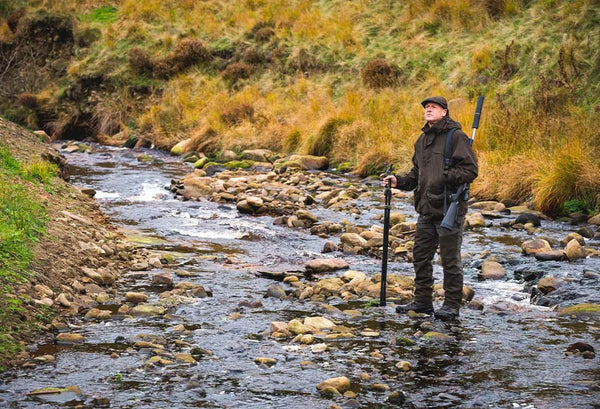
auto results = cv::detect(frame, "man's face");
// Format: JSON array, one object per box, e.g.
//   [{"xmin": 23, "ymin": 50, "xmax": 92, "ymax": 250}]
[{"xmin": 423, "ymin": 103, "xmax": 447, "ymax": 124}]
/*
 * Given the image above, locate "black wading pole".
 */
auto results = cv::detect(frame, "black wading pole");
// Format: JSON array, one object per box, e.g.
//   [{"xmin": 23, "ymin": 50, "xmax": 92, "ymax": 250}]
[{"xmin": 380, "ymin": 164, "xmax": 393, "ymax": 306}]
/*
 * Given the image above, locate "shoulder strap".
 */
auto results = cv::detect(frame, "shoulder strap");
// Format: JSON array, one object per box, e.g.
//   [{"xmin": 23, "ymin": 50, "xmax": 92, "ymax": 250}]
[{"xmin": 444, "ymin": 128, "xmax": 457, "ymax": 170}]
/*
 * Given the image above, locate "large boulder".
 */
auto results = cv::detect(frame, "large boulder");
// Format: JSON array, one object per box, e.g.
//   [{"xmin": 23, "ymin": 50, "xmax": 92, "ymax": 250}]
[
  {"xmin": 522, "ymin": 239, "xmax": 552, "ymax": 255},
  {"xmin": 275, "ymin": 155, "xmax": 329, "ymax": 171},
  {"xmin": 564, "ymin": 239, "xmax": 586, "ymax": 260},
  {"xmin": 305, "ymin": 258, "xmax": 349, "ymax": 274}
]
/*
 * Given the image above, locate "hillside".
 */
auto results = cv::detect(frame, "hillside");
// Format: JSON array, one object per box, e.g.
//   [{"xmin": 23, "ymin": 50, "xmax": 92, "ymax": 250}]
[{"xmin": 1, "ymin": 0, "xmax": 599, "ymax": 214}]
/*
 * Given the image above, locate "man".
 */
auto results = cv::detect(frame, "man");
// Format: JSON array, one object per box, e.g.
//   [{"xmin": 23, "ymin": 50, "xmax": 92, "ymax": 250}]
[{"xmin": 383, "ymin": 96, "xmax": 478, "ymax": 320}]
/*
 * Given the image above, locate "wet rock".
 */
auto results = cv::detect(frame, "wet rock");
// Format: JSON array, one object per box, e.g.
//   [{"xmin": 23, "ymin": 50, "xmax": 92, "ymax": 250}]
[
  {"xmin": 522, "ymin": 239, "xmax": 552, "ymax": 255},
  {"xmin": 562, "ymin": 232, "xmax": 586, "ymax": 246},
  {"xmin": 288, "ymin": 319, "xmax": 310, "ymax": 335},
  {"xmin": 390, "ymin": 212, "xmax": 406, "ymax": 225},
  {"xmin": 304, "ymin": 316, "xmax": 335, "ymax": 330},
  {"xmin": 27, "ymin": 386, "xmax": 83, "ymax": 403},
  {"xmin": 558, "ymin": 303, "xmax": 600, "ymax": 317},
  {"xmin": 370, "ymin": 383, "xmax": 390, "ymax": 392},
  {"xmin": 55, "ymin": 333, "xmax": 84, "ymax": 345},
  {"xmin": 340, "ymin": 233, "xmax": 367, "ymax": 248},
  {"xmin": 311, "ymin": 343, "xmax": 328, "ymax": 353},
  {"xmin": 254, "ymin": 357, "xmax": 277, "ymax": 367},
  {"xmin": 343, "ymin": 270, "xmax": 366, "ymax": 282},
  {"xmin": 588, "ymin": 214, "xmax": 600, "ymax": 225},
  {"xmin": 514, "ymin": 268, "xmax": 545, "ymax": 282},
  {"xmin": 466, "ymin": 212, "xmax": 486, "ymax": 227},
  {"xmin": 515, "ymin": 213, "xmax": 541, "ymax": 227},
  {"xmin": 275, "ymin": 154, "xmax": 329, "ymax": 171},
  {"xmin": 316, "ymin": 376, "xmax": 350, "ymax": 394},
  {"xmin": 395, "ymin": 361, "xmax": 412, "ymax": 371},
  {"xmin": 130, "ymin": 304, "xmax": 165, "ymax": 316},
  {"xmin": 84, "ymin": 308, "xmax": 112, "ymax": 320},
  {"xmin": 305, "ymin": 258, "xmax": 349, "ymax": 274},
  {"xmin": 125, "ymin": 292, "xmax": 148, "ymax": 304},
  {"xmin": 270, "ymin": 321, "xmax": 290, "ymax": 336},
  {"xmin": 322, "ymin": 241, "xmax": 337, "ymax": 253},
  {"xmin": 534, "ymin": 250, "xmax": 566, "ymax": 261},
  {"xmin": 564, "ymin": 239, "xmax": 587, "ymax": 260},
  {"xmin": 266, "ymin": 284, "xmax": 286, "ymax": 299},
  {"xmin": 300, "ymin": 334, "xmax": 315, "ymax": 344},
  {"xmin": 174, "ymin": 353, "xmax": 197, "ymax": 364},
  {"xmin": 152, "ymin": 272, "xmax": 174, "ymax": 287},
  {"xmin": 386, "ymin": 391, "xmax": 408, "ymax": 404},
  {"xmin": 130, "ymin": 262, "xmax": 149, "ymax": 272},
  {"xmin": 424, "ymin": 332, "xmax": 455, "ymax": 343},
  {"xmin": 566, "ymin": 342, "xmax": 595, "ymax": 358},
  {"xmin": 478, "ymin": 259, "xmax": 505, "ymax": 280},
  {"xmin": 537, "ymin": 276, "xmax": 563, "ymax": 294}
]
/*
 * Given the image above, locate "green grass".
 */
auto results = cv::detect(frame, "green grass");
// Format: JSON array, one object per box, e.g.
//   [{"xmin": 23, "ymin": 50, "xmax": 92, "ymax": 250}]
[
  {"xmin": 80, "ymin": 5, "xmax": 119, "ymax": 24},
  {"xmin": 0, "ymin": 146, "xmax": 53, "ymax": 367}
]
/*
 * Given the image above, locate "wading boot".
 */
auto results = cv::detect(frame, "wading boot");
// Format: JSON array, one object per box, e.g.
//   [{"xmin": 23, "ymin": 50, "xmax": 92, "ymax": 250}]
[
  {"xmin": 395, "ymin": 301, "xmax": 434, "ymax": 315},
  {"xmin": 434, "ymin": 305, "xmax": 459, "ymax": 321}
]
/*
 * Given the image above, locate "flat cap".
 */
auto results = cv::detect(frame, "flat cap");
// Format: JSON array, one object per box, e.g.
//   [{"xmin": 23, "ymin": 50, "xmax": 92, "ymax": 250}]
[{"xmin": 421, "ymin": 96, "xmax": 448, "ymax": 110}]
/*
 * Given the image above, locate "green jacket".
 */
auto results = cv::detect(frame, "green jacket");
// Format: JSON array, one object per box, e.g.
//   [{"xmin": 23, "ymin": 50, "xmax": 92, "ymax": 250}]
[{"xmin": 395, "ymin": 116, "xmax": 478, "ymax": 218}]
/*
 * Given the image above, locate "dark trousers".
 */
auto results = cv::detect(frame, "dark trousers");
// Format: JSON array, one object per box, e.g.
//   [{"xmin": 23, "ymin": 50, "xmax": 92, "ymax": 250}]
[{"xmin": 412, "ymin": 215, "xmax": 465, "ymax": 308}]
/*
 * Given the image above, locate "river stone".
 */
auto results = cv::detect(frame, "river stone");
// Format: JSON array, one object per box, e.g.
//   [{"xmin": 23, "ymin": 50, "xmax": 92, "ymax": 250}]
[
  {"xmin": 390, "ymin": 212, "xmax": 406, "ymax": 225},
  {"xmin": 558, "ymin": 303, "xmax": 600, "ymax": 317},
  {"xmin": 478, "ymin": 260, "xmax": 505, "ymax": 280},
  {"xmin": 471, "ymin": 201, "xmax": 501, "ymax": 211},
  {"xmin": 305, "ymin": 258, "xmax": 349, "ymax": 273},
  {"xmin": 152, "ymin": 272, "xmax": 174, "ymax": 287},
  {"xmin": 322, "ymin": 241, "xmax": 337, "ymax": 253},
  {"xmin": 288, "ymin": 319, "xmax": 310, "ymax": 335},
  {"xmin": 314, "ymin": 277, "xmax": 345, "ymax": 295},
  {"xmin": 125, "ymin": 292, "xmax": 148, "ymax": 303},
  {"xmin": 564, "ymin": 239, "xmax": 586, "ymax": 260},
  {"xmin": 296, "ymin": 209, "xmax": 318, "ymax": 223},
  {"xmin": 146, "ymin": 356, "xmax": 173, "ymax": 366},
  {"xmin": 130, "ymin": 304, "xmax": 165, "ymax": 316},
  {"xmin": 522, "ymin": 239, "xmax": 552, "ymax": 255},
  {"xmin": 270, "ymin": 321, "xmax": 290, "ymax": 335},
  {"xmin": 255, "ymin": 357, "xmax": 277, "ymax": 367},
  {"xmin": 534, "ymin": 250, "xmax": 566, "ymax": 261},
  {"xmin": 466, "ymin": 212, "xmax": 486, "ymax": 227},
  {"xmin": 311, "ymin": 343, "xmax": 328, "ymax": 353},
  {"xmin": 304, "ymin": 316, "xmax": 335, "ymax": 330},
  {"xmin": 56, "ymin": 333, "xmax": 84, "ymax": 345},
  {"xmin": 300, "ymin": 334, "xmax": 315, "ymax": 344},
  {"xmin": 395, "ymin": 361, "xmax": 412, "ymax": 371},
  {"xmin": 515, "ymin": 213, "xmax": 542, "ymax": 227},
  {"xmin": 537, "ymin": 276, "xmax": 563, "ymax": 294},
  {"xmin": 317, "ymin": 376, "xmax": 350, "ymax": 393},
  {"xmin": 275, "ymin": 154, "xmax": 329, "ymax": 171},
  {"xmin": 266, "ymin": 284, "xmax": 286, "ymax": 299},
  {"xmin": 562, "ymin": 232, "xmax": 585, "ymax": 246},
  {"xmin": 588, "ymin": 214, "xmax": 600, "ymax": 225},
  {"xmin": 35, "ymin": 284, "xmax": 54, "ymax": 298},
  {"xmin": 340, "ymin": 233, "xmax": 367, "ymax": 248},
  {"xmin": 424, "ymin": 331, "xmax": 455, "ymax": 343},
  {"xmin": 84, "ymin": 308, "xmax": 112, "ymax": 320},
  {"xmin": 55, "ymin": 293, "xmax": 71, "ymax": 308},
  {"xmin": 576, "ymin": 226, "xmax": 595, "ymax": 239},
  {"xmin": 343, "ymin": 270, "xmax": 366, "ymax": 282},
  {"xmin": 174, "ymin": 353, "xmax": 197, "ymax": 364}
]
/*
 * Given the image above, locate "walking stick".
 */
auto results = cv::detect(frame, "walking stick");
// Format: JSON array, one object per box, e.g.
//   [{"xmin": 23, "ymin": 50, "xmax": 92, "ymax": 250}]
[{"xmin": 380, "ymin": 164, "xmax": 393, "ymax": 306}]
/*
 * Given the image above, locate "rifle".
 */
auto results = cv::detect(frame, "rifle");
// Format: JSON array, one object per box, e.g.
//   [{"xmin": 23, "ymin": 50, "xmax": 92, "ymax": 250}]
[
  {"xmin": 440, "ymin": 96, "xmax": 484, "ymax": 231},
  {"xmin": 379, "ymin": 163, "xmax": 393, "ymax": 306}
]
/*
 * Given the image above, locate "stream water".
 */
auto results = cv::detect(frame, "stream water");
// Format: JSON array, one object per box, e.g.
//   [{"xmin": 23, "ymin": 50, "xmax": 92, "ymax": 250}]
[{"xmin": 1, "ymin": 144, "xmax": 599, "ymax": 408}]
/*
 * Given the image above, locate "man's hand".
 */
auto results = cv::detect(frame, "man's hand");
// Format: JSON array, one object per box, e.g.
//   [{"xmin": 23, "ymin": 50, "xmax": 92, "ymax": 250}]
[{"xmin": 381, "ymin": 175, "xmax": 397, "ymax": 188}]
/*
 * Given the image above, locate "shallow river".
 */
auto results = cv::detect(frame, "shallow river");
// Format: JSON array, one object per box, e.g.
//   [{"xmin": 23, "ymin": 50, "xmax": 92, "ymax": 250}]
[{"xmin": 1, "ymin": 145, "xmax": 599, "ymax": 408}]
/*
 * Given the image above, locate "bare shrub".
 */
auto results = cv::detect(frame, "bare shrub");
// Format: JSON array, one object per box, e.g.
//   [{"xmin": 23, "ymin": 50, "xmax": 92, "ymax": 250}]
[
  {"xmin": 361, "ymin": 59, "xmax": 401, "ymax": 89},
  {"xmin": 221, "ymin": 103, "xmax": 254, "ymax": 125},
  {"xmin": 17, "ymin": 92, "xmax": 39, "ymax": 110},
  {"xmin": 247, "ymin": 21, "xmax": 275, "ymax": 42},
  {"xmin": 170, "ymin": 37, "xmax": 211, "ymax": 70},
  {"xmin": 222, "ymin": 62, "xmax": 252, "ymax": 85},
  {"xmin": 127, "ymin": 47, "xmax": 154, "ymax": 75},
  {"xmin": 6, "ymin": 9, "xmax": 26, "ymax": 33}
]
